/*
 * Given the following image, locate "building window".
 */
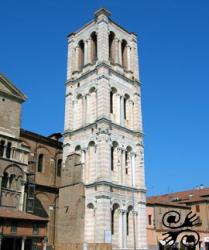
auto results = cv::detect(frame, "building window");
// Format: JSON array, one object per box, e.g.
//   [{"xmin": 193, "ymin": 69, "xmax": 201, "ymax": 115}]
[
  {"xmin": 78, "ymin": 40, "xmax": 85, "ymax": 70},
  {"xmin": 0, "ymin": 140, "xmax": 5, "ymax": 157},
  {"xmin": 121, "ymin": 39, "xmax": 128, "ymax": 69},
  {"xmin": 110, "ymin": 91, "xmax": 113, "ymax": 113},
  {"xmin": 111, "ymin": 209, "xmax": 114, "ymax": 234},
  {"xmin": 196, "ymin": 205, "xmax": 200, "ymax": 213},
  {"xmin": 148, "ymin": 215, "xmax": 152, "ymax": 225},
  {"xmin": 111, "ymin": 147, "xmax": 114, "ymax": 171},
  {"xmin": 57, "ymin": 159, "xmax": 62, "ymax": 177},
  {"xmin": 2, "ymin": 172, "xmax": 8, "ymax": 188},
  {"xmin": 127, "ymin": 206, "xmax": 133, "ymax": 236},
  {"xmin": 6, "ymin": 142, "xmax": 11, "ymax": 158},
  {"xmin": 11, "ymin": 224, "xmax": 17, "ymax": 234},
  {"xmin": 37, "ymin": 154, "xmax": 44, "ymax": 172},
  {"xmin": 109, "ymin": 31, "xmax": 115, "ymax": 63},
  {"xmin": 91, "ymin": 32, "xmax": 97, "ymax": 62},
  {"xmin": 33, "ymin": 224, "xmax": 39, "ymax": 235}
]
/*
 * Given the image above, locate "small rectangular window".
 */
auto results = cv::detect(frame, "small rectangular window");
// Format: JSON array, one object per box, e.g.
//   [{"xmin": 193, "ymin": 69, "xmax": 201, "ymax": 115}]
[
  {"xmin": 33, "ymin": 224, "xmax": 39, "ymax": 235},
  {"xmin": 148, "ymin": 215, "xmax": 152, "ymax": 225},
  {"xmin": 196, "ymin": 205, "xmax": 200, "ymax": 213},
  {"xmin": 11, "ymin": 224, "xmax": 17, "ymax": 234}
]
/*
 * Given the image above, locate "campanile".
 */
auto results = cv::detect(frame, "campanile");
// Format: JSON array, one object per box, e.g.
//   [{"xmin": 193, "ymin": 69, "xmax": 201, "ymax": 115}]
[{"xmin": 59, "ymin": 8, "xmax": 147, "ymax": 250}]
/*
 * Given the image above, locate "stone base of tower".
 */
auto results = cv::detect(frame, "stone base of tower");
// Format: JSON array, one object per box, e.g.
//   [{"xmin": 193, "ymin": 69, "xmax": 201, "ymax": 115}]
[{"xmin": 55, "ymin": 243, "xmax": 112, "ymax": 250}]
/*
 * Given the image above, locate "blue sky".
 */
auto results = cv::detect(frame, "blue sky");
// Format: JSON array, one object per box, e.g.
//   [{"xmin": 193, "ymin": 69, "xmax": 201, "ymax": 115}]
[{"xmin": 1, "ymin": 0, "xmax": 209, "ymax": 195}]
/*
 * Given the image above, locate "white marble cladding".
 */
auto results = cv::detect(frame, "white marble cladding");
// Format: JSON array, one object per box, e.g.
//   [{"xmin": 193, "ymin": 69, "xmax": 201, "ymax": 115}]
[
  {"xmin": 66, "ymin": 11, "xmax": 139, "ymax": 81},
  {"xmin": 63, "ymin": 9, "xmax": 147, "ymax": 249}
]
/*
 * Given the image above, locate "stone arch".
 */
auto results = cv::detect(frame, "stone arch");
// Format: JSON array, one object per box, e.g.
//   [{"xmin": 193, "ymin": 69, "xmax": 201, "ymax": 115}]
[
  {"xmin": 127, "ymin": 205, "xmax": 134, "ymax": 247},
  {"xmin": 111, "ymin": 141, "xmax": 118, "ymax": 172},
  {"xmin": 110, "ymin": 87, "xmax": 119, "ymax": 122},
  {"xmin": 74, "ymin": 93, "xmax": 83, "ymax": 128},
  {"xmin": 2, "ymin": 164, "xmax": 24, "ymax": 191},
  {"xmin": 87, "ymin": 87, "xmax": 97, "ymax": 123},
  {"xmin": 86, "ymin": 141, "xmax": 96, "ymax": 182},
  {"xmin": 111, "ymin": 203, "xmax": 120, "ymax": 247},
  {"xmin": 4, "ymin": 164, "xmax": 24, "ymax": 177}
]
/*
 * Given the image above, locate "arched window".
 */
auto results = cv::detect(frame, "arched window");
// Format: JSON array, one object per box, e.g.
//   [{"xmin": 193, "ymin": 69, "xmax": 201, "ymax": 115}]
[
  {"xmin": 91, "ymin": 32, "xmax": 97, "ymax": 62},
  {"xmin": 110, "ymin": 87, "xmax": 117, "ymax": 116},
  {"xmin": 37, "ymin": 154, "xmax": 44, "ymax": 172},
  {"xmin": 111, "ymin": 146, "xmax": 114, "ymax": 171},
  {"xmin": 57, "ymin": 159, "xmax": 62, "ymax": 177},
  {"xmin": 2, "ymin": 172, "xmax": 8, "ymax": 188},
  {"xmin": 124, "ymin": 94, "xmax": 130, "ymax": 120},
  {"xmin": 111, "ymin": 203, "xmax": 119, "ymax": 235},
  {"xmin": 6, "ymin": 142, "xmax": 11, "ymax": 159},
  {"xmin": 110, "ymin": 91, "xmax": 113, "ymax": 114},
  {"xmin": 0, "ymin": 140, "xmax": 5, "ymax": 157},
  {"xmin": 111, "ymin": 141, "xmax": 118, "ymax": 171},
  {"xmin": 109, "ymin": 32, "xmax": 115, "ymax": 63},
  {"xmin": 125, "ymin": 146, "xmax": 132, "ymax": 175},
  {"xmin": 127, "ymin": 205, "xmax": 133, "ymax": 235},
  {"xmin": 78, "ymin": 40, "xmax": 85, "ymax": 70},
  {"xmin": 121, "ymin": 40, "xmax": 128, "ymax": 69},
  {"xmin": 9, "ymin": 174, "xmax": 16, "ymax": 189}
]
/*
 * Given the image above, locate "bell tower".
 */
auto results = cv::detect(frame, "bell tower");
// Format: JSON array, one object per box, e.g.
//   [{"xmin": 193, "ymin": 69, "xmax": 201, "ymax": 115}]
[{"xmin": 58, "ymin": 8, "xmax": 147, "ymax": 250}]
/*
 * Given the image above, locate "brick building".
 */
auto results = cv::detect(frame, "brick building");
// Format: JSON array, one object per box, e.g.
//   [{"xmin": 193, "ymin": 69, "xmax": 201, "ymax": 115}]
[
  {"xmin": 0, "ymin": 74, "xmax": 62, "ymax": 250},
  {"xmin": 147, "ymin": 187, "xmax": 209, "ymax": 250}
]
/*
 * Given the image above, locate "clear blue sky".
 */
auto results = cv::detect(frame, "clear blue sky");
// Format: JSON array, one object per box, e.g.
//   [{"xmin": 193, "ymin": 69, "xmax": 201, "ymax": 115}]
[{"xmin": 1, "ymin": 0, "xmax": 209, "ymax": 195}]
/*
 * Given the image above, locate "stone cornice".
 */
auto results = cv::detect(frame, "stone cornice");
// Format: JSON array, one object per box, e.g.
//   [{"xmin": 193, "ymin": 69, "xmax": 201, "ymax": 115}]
[
  {"xmin": 64, "ymin": 117, "xmax": 143, "ymax": 138},
  {"xmin": 85, "ymin": 180, "xmax": 147, "ymax": 193},
  {"xmin": 66, "ymin": 61, "xmax": 140, "ymax": 86}
]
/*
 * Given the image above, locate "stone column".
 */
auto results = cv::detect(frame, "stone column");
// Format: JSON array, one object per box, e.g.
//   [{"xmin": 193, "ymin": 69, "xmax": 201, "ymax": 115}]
[
  {"xmin": 3, "ymin": 145, "xmax": 6, "ymax": 158},
  {"xmin": 84, "ymin": 40, "xmax": 88, "ymax": 65},
  {"xmin": 73, "ymin": 99, "xmax": 77, "ymax": 129},
  {"xmin": 122, "ymin": 210, "xmax": 127, "ymax": 248},
  {"xmin": 19, "ymin": 180, "xmax": 26, "ymax": 211},
  {"xmin": 21, "ymin": 237, "xmax": 25, "ymax": 250},
  {"xmin": 115, "ymin": 38, "xmax": 119, "ymax": 64},
  {"xmin": 136, "ymin": 202, "xmax": 147, "ymax": 250},
  {"xmin": 75, "ymin": 46, "xmax": 80, "ymax": 71},
  {"xmin": 127, "ymin": 45, "xmax": 131, "ymax": 71},
  {"xmin": 118, "ymin": 209, "xmax": 123, "ymax": 248},
  {"xmin": 87, "ymin": 38, "xmax": 92, "ymax": 64},
  {"xmin": 82, "ymin": 95, "xmax": 86, "ymax": 125},
  {"xmin": 43, "ymin": 237, "xmax": 47, "ymax": 250},
  {"xmin": 118, "ymin": 40, "xmax": 122, "ymax": 65},
  {"xmin": 116, "ymin": 93, "xmax": 120, "ymax": 124},
  {"xmin": 131, "ymin": 153, "xmax": 136, "ymax": 187}
]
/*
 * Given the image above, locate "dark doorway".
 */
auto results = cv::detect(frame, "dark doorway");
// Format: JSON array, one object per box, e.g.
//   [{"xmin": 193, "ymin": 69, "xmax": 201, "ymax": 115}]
[{"xmin": 2, "ymin": 237, "xmax": 21, "ymax": 250}]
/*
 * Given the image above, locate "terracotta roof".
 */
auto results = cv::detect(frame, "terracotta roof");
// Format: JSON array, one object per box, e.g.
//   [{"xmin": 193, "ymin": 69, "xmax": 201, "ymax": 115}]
[
  {"xmin": 147, "ymin": 200, "xmax": 190, "ymax": 209},
  {"xmin": 147, "ymin": 187, "xmax": 209, "ymax": 206},
  {"xmin": 0, "ymin": 208, "xmax": 48, "ymax": 222}
]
